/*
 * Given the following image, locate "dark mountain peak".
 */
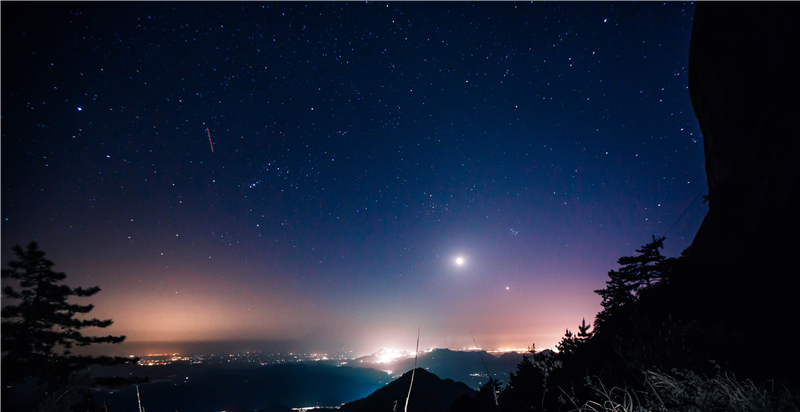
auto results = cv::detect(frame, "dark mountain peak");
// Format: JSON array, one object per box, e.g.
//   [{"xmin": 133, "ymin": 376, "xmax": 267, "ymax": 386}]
[
  {"xmin": 427, "ymin": 348, "xmax": 492, "ymax": 363},
  {"xmin": 497, "ymin": 351, "xmax": 527, "ymax": 362},
  {"xmin": 339, "ymin": 368, "xmax": 475, "ymax": 412},
  {"xmin": 397, "ymin": 367, "xmax": 440, "ymax": 383}
]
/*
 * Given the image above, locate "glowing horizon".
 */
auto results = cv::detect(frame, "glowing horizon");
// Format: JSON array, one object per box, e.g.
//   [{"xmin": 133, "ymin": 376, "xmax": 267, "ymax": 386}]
[{"xmin": 3, "ymin": 2, "xmax": 705, "ymax": 363}]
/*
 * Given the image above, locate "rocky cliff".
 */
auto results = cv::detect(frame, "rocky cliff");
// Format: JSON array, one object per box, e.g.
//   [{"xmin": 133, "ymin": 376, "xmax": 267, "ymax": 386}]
[
  {"xmin": 686, "ymin": 3, "xmax": 800, "ymax": 263},
  {"xmin": 683, "ymin": 3, "xmax": 800, "ymax": 380}
]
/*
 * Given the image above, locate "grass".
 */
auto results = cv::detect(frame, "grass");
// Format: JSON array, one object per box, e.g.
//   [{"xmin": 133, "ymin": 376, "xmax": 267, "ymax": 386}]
[{"xmin": 561, "ymin": 368, "xmax": 800, "ymax": 412}]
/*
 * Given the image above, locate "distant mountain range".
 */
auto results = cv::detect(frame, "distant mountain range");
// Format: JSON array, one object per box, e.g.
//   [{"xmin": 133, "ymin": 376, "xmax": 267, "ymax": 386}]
[
  {"xmin": 351, "ymin": 348, "xmax": 531, "ymax": 389},
  {"xmin": 93, "ymin": 348, "xmax": 533, "ymax": 411}
]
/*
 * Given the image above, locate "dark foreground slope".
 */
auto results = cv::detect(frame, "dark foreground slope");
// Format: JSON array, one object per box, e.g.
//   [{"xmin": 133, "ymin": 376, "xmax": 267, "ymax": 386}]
[{"xmin": 340, "ymin": 368, "xmax": 475, "ymax": 412}]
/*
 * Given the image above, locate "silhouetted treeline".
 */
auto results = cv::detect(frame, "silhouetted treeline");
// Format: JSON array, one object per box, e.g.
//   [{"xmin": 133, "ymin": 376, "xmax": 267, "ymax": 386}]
[
  {"xmin": 2, "ymin": 242, "xmax": 145, "ymax": 412},
  {"xmin": 449, "ymin": 236, "xmax": 800, "ymax": 412}
]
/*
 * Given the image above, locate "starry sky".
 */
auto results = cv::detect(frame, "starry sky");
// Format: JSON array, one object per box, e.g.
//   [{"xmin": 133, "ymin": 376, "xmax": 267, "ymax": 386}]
[{"xmin": 2, "ymin": 2, "xmax": 706, "ymax": 356}]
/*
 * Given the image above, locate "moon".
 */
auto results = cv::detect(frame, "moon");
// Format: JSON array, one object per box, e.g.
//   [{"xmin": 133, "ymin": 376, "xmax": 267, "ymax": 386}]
[{"xmin": 455, "ymin": 257, "xmax": 464, "ymax": 265}]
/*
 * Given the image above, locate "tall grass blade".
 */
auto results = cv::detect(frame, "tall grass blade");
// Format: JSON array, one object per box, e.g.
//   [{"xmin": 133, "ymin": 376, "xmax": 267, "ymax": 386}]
[
  {"xmin": 472, "ymin": 332, "xmax": 499, "ymax": 409},
  {"xmin": 404, "ymin": 327, "xmax": 420, "ymax": 412}
]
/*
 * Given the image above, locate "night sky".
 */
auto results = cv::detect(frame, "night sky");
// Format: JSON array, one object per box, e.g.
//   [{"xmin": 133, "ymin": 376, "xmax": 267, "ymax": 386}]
[{"xmin": 2, "ymin": 2, "xmax": 706, "ymax": 356}]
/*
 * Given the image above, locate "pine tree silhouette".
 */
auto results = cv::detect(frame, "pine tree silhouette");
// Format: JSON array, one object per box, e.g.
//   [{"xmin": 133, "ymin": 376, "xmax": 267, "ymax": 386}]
[
  {"xmin": 594, "ymin": 236, "xmax": 667, "ymax": 331},
  {"xmin": 2, "ymin": 242, "xmax": 142, "ymax": 410}
]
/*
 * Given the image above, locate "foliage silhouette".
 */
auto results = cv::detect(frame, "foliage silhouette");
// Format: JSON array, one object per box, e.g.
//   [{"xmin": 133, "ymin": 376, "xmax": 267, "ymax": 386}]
[
  {"xmin": 594, "ymin": 236, "xmax": 670, "ymax": 333},
  {"xmin": 2, "ymin": 241, "xmax": 144, "ymax": 411},
  {"xmin": 476, "ymin": 377, "xmax": 502, "ymax": 407},
  {"xmin": 451, "ymin": 235, "xmax": 800, "ymax": 411}
]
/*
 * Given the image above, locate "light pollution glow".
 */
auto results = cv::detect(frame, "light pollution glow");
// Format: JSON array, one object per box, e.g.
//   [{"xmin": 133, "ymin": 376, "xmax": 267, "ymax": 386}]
[{"xmin": 4, "ymin": 2, "xmax": 705, "ymax": 360}]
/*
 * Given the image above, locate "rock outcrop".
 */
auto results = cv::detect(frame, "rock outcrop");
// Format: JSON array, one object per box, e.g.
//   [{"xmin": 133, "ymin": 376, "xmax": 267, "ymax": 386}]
[
  {"xmin": 684, "ymin": 3, "xmax": 800, "ymax": 380},
  {"xmin": 686, "ymin": 3, "xmax": 800, "ymax": 264}
]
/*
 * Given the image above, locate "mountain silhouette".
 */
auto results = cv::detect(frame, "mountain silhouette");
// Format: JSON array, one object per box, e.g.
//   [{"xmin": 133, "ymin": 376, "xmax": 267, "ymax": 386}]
[
  {"xmin": 353, "ymin": 349, "xmax": 528, "ymax": 388},
  {"xmin": 339, "ymin": 368, "xmax": 475, "ymax": 412}
]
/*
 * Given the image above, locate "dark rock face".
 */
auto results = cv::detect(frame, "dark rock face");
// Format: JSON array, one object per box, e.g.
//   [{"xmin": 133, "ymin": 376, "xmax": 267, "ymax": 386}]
[
  {"xmin": 687, "ymin": 3, "xmax": 800, "ymax": 263},
  {"xmin": 339, "ymin": 368, "xmax": 475, "ymax": 412},
  {"xmin": 684, "ymin": 3, "xmax": 800, "ymax": 380}
]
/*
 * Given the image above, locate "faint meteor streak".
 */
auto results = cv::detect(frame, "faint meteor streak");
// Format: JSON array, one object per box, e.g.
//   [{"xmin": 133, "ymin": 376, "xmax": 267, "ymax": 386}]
[{"xmin": 206, "ymin": 128, "xmax": 214, "ymax": 152}]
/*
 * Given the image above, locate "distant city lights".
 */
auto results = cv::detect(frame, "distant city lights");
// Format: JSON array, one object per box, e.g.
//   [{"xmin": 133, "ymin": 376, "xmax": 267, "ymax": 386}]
[
  {"xmin": 126, "ymin": 346, "xmax": 546, "ymax": 368},
  {"xmin": 375, "ymin": 348, "xmax": 410, "ymax": 363}
]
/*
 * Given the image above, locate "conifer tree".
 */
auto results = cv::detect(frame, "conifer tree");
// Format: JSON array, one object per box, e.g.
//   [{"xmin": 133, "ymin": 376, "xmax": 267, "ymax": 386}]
[
  {"xmin": 595, "ymin": 236, "xmax": 667, "ymax": 311},
  {"xmin": 1, "ymin": 242, "xmax": 139, "ymax": 410},
  {"xmin": 557, "ymin": 318, "xmax": 594, "ymax": 355},
  {"xmin": 504, "ymin": 354, "xmax": 543, "ymax": 411},
  {"xmin": 576, "ymin": 318, "xmax": 592, "ymax": 341},
  {"xmin": 593, "ymin": 236, "xmax": 671, "ymax": 339},
  {"xmin": 556, "ymin": 329, "xmax": 577, "ymax": 354},
  {"xmin": 476, "ymin": 377, "xmax": 503, "ymax": 407}
]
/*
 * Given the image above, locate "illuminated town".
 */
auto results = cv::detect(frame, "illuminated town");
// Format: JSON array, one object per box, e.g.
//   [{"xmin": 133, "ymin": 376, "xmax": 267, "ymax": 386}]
[
  {"xmin": 132, "ymin": 347, "xmax": 539, "ymax": 367},
  {"xmin": 134, "ymin": 350, "xmax": 355, "ymax": 367},
  {"xmin": 96, "ymin": 346, "xmax": 545, "ymax": 410}
]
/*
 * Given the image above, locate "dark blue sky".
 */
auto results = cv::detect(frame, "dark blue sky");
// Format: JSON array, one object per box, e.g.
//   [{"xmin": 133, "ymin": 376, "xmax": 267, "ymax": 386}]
[{"xmin": 2, "ymin": 2, "xmax": 705, "ymax": 355}]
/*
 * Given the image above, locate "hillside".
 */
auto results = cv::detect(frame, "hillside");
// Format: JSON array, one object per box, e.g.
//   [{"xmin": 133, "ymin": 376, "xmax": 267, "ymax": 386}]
[{"xmin": 339, "ymin": 368, "xmax": 475, "ymax": 412}]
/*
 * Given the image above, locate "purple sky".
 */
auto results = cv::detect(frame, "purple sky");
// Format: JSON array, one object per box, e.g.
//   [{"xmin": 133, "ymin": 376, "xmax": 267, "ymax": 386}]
[{"xmin": 2, "ymin": 2, "xmax": 705, "ymax": 356}]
